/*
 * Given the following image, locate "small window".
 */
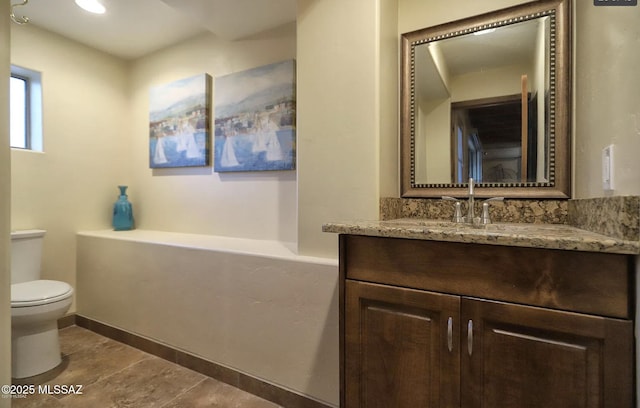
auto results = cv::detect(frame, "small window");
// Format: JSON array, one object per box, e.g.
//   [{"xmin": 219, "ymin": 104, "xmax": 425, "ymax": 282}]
[
  {"xmin": 10, "ymin": 75, "xmax": 28, "ymax": 148},
  {"xmin": 10, "ymin": 65, "xmax": 42, "ymax": 151}
]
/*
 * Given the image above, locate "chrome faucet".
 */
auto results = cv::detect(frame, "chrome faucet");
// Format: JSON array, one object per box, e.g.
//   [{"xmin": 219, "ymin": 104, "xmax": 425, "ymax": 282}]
[
  {"xmin": 442, "ymin": 178, "xmax": 476, "ymax": 224},
  {"xmin": 442, "ymin": 196, "xmax": 463, "ymax": 223},
  {"xmin": 467, "ymin": 178, "xmax": 475, "ymax": 223},
  {"xmin": 443, "ymin": 178, "xmax": 504, "ymax": 225},
  {"xmin": 480, "ymin": 197, "xmax": 504, "ymax": 224}
]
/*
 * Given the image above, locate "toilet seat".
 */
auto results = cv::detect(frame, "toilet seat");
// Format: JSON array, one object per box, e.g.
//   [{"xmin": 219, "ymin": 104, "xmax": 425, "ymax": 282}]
[{"xmin": 11, "ymin": 280, "xmax": 73, "ymax": 308}]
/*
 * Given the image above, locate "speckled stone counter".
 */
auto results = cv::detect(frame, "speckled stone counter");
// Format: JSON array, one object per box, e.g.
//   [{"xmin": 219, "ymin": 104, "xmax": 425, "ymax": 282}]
[
  {"xmin": 322, "ymin": 218, "xmax": 640, "ymax": 255},
  {"xmin": 380, "ymin": 197, "xmax": 569, "ymax": 224},
  {"xmin": 569, "ymin": 196, "xmax": 640, "ymax": 242},
  {"xmin": 354, "ymin": 195, "xmax": 640, "ymax": 254}
]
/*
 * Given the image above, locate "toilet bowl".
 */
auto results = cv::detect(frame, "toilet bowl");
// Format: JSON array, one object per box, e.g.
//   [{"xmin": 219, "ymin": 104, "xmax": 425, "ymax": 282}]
[{"xmin": 10, "ymin": 230, "xmax": 74, "ymax": 379}]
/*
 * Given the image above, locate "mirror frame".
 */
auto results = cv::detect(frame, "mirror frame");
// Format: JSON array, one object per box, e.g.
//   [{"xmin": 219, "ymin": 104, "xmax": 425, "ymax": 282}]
[{"xmin": 401, "ymin": 0, "xmax": 571, "ymax": 199}]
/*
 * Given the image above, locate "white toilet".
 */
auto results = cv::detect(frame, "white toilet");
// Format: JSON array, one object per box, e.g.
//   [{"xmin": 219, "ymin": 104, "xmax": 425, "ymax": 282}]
[{"xmin": 10, "ymin": 230, "xmax": 74, "ymax": 379}]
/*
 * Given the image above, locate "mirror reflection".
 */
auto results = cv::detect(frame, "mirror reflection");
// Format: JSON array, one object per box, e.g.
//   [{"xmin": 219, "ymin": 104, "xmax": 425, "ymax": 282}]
[{"xmin": 413, "ymin": 17, "xmax": 550, "ymax": 185}]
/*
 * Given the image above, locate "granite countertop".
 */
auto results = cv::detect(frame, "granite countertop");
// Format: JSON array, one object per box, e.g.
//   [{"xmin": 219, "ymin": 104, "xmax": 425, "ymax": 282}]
[{"xmin": 322, "ymin": 218, "xmax": 640, "ymax": 255}]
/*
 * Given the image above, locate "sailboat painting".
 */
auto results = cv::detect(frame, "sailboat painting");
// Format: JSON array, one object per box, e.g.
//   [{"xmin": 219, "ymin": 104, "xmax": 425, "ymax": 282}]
[
  {"xmin": 149, "ymin": 73, "xmax": 211, "ymax": 168},
  {"xmin": 214, "ymin": 60, "xmax": 296, "ymax": 172}
]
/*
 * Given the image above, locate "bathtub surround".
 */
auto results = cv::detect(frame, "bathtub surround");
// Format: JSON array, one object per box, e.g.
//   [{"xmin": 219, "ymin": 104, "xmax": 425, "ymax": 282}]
[{"xmin": 76, "ymin": 230, "xmax": 338, "ymax": 407}]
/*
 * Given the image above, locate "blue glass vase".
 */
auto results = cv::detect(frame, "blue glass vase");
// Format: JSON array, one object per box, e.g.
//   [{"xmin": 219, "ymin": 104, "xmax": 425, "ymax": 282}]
[{"xmin": 112, "ymin": 185, "xmax": 134, "ymax": 231}]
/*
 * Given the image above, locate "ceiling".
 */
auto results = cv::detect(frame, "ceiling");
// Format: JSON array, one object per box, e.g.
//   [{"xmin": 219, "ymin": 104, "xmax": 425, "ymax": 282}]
[
  {"xmin": 415, "ymin": 17, "xmax": 544, "ymax": 103},
  {"xmin": 12, "ymin": 0, "xmax": 297, "ymax": 60},
  {"xmin": 438, "ymin": 18, "xmax": 540, "ymax": 77}
]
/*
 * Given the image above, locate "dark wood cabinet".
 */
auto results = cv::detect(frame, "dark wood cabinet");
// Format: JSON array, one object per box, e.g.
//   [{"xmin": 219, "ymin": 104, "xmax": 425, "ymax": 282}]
[
  {"xmin": 461, "ymin": 298, "xmax": 633, "ymax": 408},
  {"xmin": 340, "ymin": 235, "xmax": 634, "ymax": 408},
  {"xmin": 345, "ymin": 280, "xmax": 460, "ymax": 408}
]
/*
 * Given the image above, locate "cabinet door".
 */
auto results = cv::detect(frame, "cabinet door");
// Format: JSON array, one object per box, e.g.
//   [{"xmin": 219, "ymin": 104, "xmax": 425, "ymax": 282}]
[
  {"xmin": 345, "ymin": 280, "xmax": 460, "ymax": 408},
  {"xmin": 461, "ymin": 298, "xmax": 633, "ymax": 408}
]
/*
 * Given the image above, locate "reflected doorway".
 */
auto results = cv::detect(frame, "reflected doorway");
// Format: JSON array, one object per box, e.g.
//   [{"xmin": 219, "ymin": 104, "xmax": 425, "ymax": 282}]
[{"xmin": 451, "ymin": 93, "xmax": 538, "ymax": 184}]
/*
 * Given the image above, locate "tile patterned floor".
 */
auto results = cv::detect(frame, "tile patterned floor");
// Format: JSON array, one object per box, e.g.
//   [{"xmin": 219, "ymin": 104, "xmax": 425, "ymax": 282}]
[{"xmin": 11, "ymin": 326, "xmax": 282, "ymax": 408}]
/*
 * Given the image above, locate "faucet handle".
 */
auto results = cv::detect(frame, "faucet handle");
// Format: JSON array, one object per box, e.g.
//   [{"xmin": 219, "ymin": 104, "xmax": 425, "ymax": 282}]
[
  {"xmin": 442, "ymin": 196, "xmax": 464, "ymax": 223},
  {"xmin": 480, "ymin": 197, "xmax": 504, "ymax": 225}
]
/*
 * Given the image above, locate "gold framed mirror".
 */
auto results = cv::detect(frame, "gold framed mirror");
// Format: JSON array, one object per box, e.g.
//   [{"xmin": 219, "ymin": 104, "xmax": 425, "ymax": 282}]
[{"xmin": 401, "ymin": 0, "xmax": 571, "ymax": 198}]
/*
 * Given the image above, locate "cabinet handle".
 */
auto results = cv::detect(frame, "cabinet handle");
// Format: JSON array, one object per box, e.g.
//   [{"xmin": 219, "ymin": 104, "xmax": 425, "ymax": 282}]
[
  {"xmin": 447, "ymin": 317, "xmax": 453, "ymax": 353},
  {"xmin": 467, "ymin": 320, "xmax": 473, "ymax": 356}
]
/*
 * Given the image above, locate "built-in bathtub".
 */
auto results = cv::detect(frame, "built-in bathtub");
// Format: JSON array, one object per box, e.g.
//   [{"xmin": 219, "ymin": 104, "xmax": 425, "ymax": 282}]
[{"xmin": 76, "ymin": 230, "xmax": 339, "ymax": 407}]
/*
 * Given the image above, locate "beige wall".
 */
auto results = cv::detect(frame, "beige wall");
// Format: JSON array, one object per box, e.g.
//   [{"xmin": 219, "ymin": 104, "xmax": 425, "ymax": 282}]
[
  {"xmin": 398, "ymin": 0, "xmax": 532, "ymax": 34},
  {"xmin": 1, "ymin": 0, "xmax": 11, "ymax": 403},
  {"xmin": 297, "ymin": 0, "xmax": 383, "ymax": 258},
  {"xmin": 418, "ymin": 98, "xmax": 451, "ymax": 184},
  {"xmin": 9, "ymin": 24, "xmax": 129, "ymax": 311},
  {"xmin": 573, "ymin": 3, "xmax": 640, "ymax": 197},
  {"xmin": 450, "ymin": 63, "xmax": 532, "ymax": 102},
  {"xmin": 379, "ymin": 0, "xmax": 401, "ymax": 199}
]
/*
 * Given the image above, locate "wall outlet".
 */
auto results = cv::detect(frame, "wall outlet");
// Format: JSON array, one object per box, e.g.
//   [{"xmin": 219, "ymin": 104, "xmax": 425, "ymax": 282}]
[{"xmin": 602, "ymin": 144, "xmax": 614, "ymax": 191}]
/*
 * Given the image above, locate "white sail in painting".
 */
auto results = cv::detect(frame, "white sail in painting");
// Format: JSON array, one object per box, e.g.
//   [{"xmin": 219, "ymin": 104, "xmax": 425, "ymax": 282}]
[
  {"xmin": 220, "ymin": 136, "xmax": 239, "ymax": 167},
  {"xmin": 252, "ymin": 131, "xmax": 267, "ymax": 153},
  {"xmin": 265, "ymin": 120, "xmax": 283, "ymax": 161},
  {"xmin": 175, "ymin": 130, "xmax": 187, "ymax": 152},
  {"xmin": 184, "ymin": 125, "xmax": 201, "ymax": 159},
  {"xmin": 153, "ymin": 137, "xmax": 168, "ymax": 164}
]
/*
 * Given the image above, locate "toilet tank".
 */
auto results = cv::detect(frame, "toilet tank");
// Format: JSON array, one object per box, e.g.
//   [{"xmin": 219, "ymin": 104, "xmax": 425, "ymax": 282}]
[{"xmin": 11, "ymin": 229, "xmax": 46, "ymax": 284}]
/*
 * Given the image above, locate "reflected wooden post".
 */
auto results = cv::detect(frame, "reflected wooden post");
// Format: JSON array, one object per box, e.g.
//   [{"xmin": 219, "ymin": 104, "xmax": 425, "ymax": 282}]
[{"xmin": 521, "ymin": 74, "xmax": 528, "ymax": 182}]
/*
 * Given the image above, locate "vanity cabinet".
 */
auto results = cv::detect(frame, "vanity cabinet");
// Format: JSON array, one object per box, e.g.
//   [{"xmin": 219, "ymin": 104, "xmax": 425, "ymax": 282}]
[
  {"xmin": 340, "ymin": 235, "xmax": 633, "ymax": 408},
  {"xmin": 345, "ymin": 280, "xmax": 461, "ymax": 408}
]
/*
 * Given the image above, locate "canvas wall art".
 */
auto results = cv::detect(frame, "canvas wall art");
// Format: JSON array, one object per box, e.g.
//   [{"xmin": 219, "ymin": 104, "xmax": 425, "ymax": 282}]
[
  {"xmin": 149, "ymin": 73, "xmax": 211, "ymax": 168},
  {"xmin": 214, "ymin": 60, "xmax": 296, "ymax": 172}
]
